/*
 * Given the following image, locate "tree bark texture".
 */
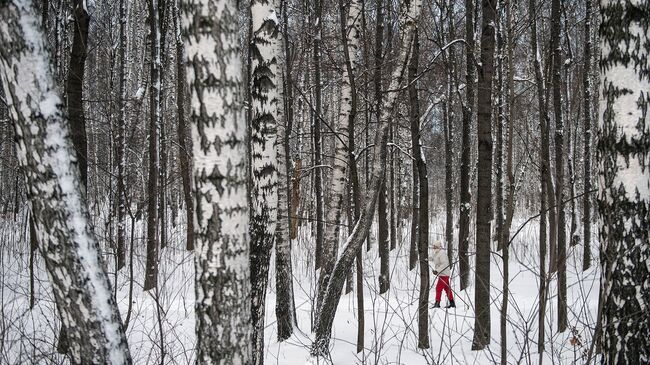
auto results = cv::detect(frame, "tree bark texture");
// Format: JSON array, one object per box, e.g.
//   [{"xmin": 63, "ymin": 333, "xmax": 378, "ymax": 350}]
[
  {"xmin": 144, "ymin": 0, "xmax": 163, "ymax": 291},
  {"xmin": 581, "ymin": 0, "xmax": 593, "ymax": 271},
  {"xmin": 173, "ymin": 0, "xmax": 194, "ymax": 251},
  {"xmin": 0, "ymin": 2, "xmax": 132, "ymax": 363},
  {"xmin": 529, "ymin": 0, "xmax": 549, "ymax": 353},
  {"xmin": 116, "ymin": 0, "xmax": 128, "ymax": 270},
  {"xmin": 312, "ymin": 0, "xmax": 325, "ymax": 271},
  {"xmin": 550, "ymin": 0, "xmax": 567, "ymax": 333},
  {"xmin": 458, "ymin": 0, "xmax": 475, "ymax": 291},
  {"xmin": 598, "ymin": 1, "xmax": 650, "ymax": 362},
  {"xmin": 67, "ymin": 0, "xmax": 89, "ymax": 190},
  {"xmin": 275, "ymin": 0, "xmax": 297, "ymax": 341},
  {"xmin": 182, "ymin": 0, "xmax": 253, "ymax": 362},
  {"xmin": 471, "ymin": 0, "xmax": 497, "ymax": 351},
  {"xmin": 249, "ymin": 0, "xmax": 284, "ymax": 361}
]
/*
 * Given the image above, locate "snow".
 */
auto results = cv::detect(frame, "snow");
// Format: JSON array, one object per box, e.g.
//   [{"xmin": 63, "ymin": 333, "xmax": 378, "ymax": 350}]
[{"xmin": 1, "ymin": 215, "xmax": 601, "ymax": 364}]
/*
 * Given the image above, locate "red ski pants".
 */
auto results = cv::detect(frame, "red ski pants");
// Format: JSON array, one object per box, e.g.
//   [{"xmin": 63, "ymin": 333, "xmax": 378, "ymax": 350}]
[{"xmin": 435, "ymin": 275, "xmax": 453, "ymax": 302}]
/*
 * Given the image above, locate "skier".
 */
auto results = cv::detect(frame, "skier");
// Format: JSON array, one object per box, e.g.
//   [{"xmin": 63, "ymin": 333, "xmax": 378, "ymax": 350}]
[{"xmin": 431, "ymin": 241, "xmax": 455, "ymax": 308}]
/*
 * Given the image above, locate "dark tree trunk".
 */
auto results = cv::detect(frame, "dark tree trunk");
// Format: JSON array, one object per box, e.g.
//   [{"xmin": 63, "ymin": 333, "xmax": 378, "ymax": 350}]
[
  {"xmin": 312, "ymin": 0, "xmax": 325, "ymax": 271},
  {"xmin": 67, "ymin": 0, "xmax": 90, "ymax": 190},
  {"xmin": 143, "ymin": 0, "xmax": 163, "ymax": 291},
  {"xmin": 408, "ymin": 31, "xmax": 421, "ymax": 272},
  {"xmin": 550, "ymin": 0, "xmax": 567, "ymax": 333},
  {"xmin": 276, "ymin": 0, "xmax": 297, "ymax": 333},
  {"xmin": 116, "ymin": 0, "xmax": 127, "ymax": 270},
  {"xmin": 458, "ymin": 0, "xmax": 475, "ymax": 291},
  {"xmin": 409, "ymin": 31, "xmax": 430, "ymax": 350},
  {"xmin": 374, "ymin": 0, "xmax": 390, "ymax": 294},
  {"xmin": 373, "ymin": 0, "xmax": 385, "ymax": 257},
  {"xmin": 471, "ymin": 0, "xmax": 497, "ymax": 350},
  {"xmin": 378, "ymin": 179, "xmax": 390, "ymax": 293},
  {"xmin": 173, "ymin": 0, "xmax": 194, "ymax": 251},
  {"xmin": 529, "ymin": 0, "xmax": 549, "ymax": 353},
  {"xmin": 581, "ymin": 0, "xmax": 593, "ymax": 271}
]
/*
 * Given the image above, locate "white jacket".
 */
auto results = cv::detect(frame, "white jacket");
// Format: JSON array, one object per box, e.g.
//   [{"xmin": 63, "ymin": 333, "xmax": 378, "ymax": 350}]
[{"xmin": 433, "ymin": 248, "xmax": 451, "ymax": 276}]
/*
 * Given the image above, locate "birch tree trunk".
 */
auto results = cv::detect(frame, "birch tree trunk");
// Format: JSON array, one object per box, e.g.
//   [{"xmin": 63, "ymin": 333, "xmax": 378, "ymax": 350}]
[
  {"xmin": 0, "ymin": 2, "xmax": 132, "ymax": 363},
  {"xmin": 598, "ymin": 1, "xmax": 650, "ymax": 362},
  {"xmin": 249, "ymin": 0, "xmax": 284, "ymax": 361},
  {"xmin": 338, "ymin": 0, "xmax": 363, "ymax": 351},
  {"xmin": 182, "ymin": 0, "xmax": 252, "ymax": 362},
  {"xmin": 311, "ymin": 0, "xmax": 422, "ymax": 355},
  {"xmin": 471, "ymin": 0, "xmax": 497, "ymax": 350},
  {"xmin": 315, "ymin": 0, "xmax": 361, "ymax": 313}
]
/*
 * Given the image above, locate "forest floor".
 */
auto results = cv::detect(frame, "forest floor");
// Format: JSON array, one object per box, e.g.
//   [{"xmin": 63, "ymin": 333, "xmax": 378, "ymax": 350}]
[{"xmin": 0, "ymin": 213, "xmax": 599, "ymax": 364}]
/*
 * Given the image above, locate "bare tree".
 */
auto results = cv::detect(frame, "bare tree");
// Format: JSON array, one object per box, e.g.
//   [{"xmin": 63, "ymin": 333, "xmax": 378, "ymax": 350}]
[
  {"xmin": 0, "ymin": 2, "xmax": 132, "ymax": 363},
  {"xmin": 311, "ymin": 0, "xmax": 423, "ymax": 355},
  {"xmin": 550, "ymin": 0, "xmax": 567, "ymax": 333},
  {"xmin": 529, "ymin": 0, "xmax": 550, "ymax": 354},
  {"xmin": 471, "ymin": 0, "xmax": 497, "ymax": 350},
  {"xmin": 249, "ymin": 0, "xmax": 284, "ymax": 361},
  {"xmin": 143, "ymin": 0, "xmax": 164, "ymax": 291},
  {"xmin": 182, "ymin": 0, "xmax": 252, "ymax": 362},
  {"xmin": 581, "ymin": 0, "xmax": 593, "ymax": 271},
  {"xmin": 315, "ymin": 0, "xmax": 361, "ymax": 313},
  {"xmin": 458, "ymin": 0, "xmax": 475, "ymax": 291},
  {"xmin": 173, "ymin": 0, "xmax": 194, "ymax": 251}
]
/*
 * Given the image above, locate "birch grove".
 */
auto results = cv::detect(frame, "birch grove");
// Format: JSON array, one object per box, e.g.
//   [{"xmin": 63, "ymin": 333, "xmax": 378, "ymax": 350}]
[{"xmin": 0, "ymin": 0, "xmax": 647, "ymax": 362}]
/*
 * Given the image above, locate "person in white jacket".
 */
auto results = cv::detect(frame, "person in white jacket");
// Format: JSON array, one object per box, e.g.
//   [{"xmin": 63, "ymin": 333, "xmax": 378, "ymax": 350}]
[{"xmin": 432, "ymin": 241, "xmax": 455, "ymax": 308}]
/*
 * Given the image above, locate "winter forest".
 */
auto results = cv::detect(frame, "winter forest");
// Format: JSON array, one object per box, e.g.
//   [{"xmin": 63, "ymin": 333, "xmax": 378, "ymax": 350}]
[{"xmin": 0, "ymin": 0, "xmax": 648, "ymax": 363}]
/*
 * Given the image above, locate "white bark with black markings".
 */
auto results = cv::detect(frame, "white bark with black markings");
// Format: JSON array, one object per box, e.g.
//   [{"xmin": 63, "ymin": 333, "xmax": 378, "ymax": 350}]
[
  {"xmin": 181, "ymin": 0, "xmax": 252, "ymax": 363},
  {"xmin": 0, "ymin": 1, "xmax": 132, "ymax": 363}
]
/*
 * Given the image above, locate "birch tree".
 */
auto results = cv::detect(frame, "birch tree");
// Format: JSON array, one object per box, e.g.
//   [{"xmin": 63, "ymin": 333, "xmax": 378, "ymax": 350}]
[
  {"xmin": 311, "ymin": 0, "xmax": 422, "ymax": 355},
  {"xmin": 598, "ymin": 0, "xmax": 650, "ymax": 361},
  {"xmin": 182, "ymin": 0, "xmax": 252, "ymax": 362},
  {"xmin": 0, "ymin": 1, "xmax": 132, "ymax": 363},
  {"xmin": 249, "ymin": 0, "xmax": 284, "ymax": 361},
  {"xmin": 315, "ymin": 0, "xmax": 361, "ymax": 312}
]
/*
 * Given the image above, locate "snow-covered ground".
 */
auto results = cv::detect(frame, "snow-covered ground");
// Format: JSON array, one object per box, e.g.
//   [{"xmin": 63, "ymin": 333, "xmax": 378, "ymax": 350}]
[{"xmin": 0, "ymin": 213, "xmax": 599, "ymax": 364}]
